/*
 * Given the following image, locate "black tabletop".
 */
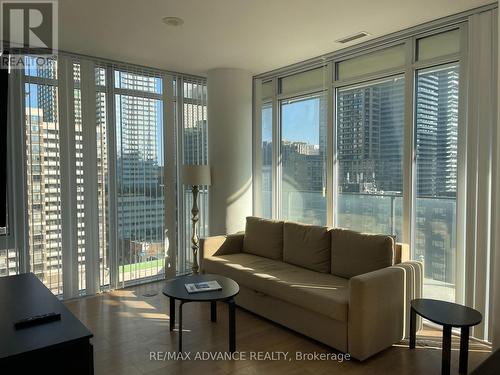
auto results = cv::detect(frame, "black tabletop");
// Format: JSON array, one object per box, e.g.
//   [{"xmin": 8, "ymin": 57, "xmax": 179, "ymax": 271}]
[
  {"xmin": 0, "ymin": 273, "xmax": 93, "ymax": 359},
  {"xmin": 163, "ymin": 274, "xmax": 239, "ymax": 302},
  {"xmin": 411, "ymin": 298, "xmax": 482, "ymax": 327}
]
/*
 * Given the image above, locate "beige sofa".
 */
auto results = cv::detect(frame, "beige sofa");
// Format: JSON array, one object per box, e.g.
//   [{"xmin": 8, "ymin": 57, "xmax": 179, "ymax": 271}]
[{"xmin": 200, "ymin": 217, "xmax": 423, "ymax": 361}]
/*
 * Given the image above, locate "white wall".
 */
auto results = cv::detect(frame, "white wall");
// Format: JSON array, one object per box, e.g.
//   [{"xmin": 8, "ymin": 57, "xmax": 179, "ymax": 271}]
[
  {"xmin": 493, "ymin": 3, "xmax": 500, "ymax": 351},
  {"xmin": 207, "ymin": 68, "xmax": 253, "ymax": 235}
]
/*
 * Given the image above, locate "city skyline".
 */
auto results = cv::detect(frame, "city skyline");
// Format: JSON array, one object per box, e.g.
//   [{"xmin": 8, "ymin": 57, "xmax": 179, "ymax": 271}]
[{"xmin": 261, "ymin": 64, "xmax": 459, "ymax": 293}]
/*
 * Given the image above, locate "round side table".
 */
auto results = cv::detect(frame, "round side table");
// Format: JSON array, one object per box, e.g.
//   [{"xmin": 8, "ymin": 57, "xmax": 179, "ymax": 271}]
[
  {"xmin": 163, "ymin": 273, "xmax": 239, "ymax": 353},
  {"xmin": 409, "ymin": 298, "xmax": 482, "ymax": 375}
]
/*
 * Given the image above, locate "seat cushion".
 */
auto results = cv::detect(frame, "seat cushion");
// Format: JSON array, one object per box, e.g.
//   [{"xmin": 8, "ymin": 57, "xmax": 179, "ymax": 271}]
[
  {"xmin": 242, "ymin": 216, "xmax": 284, "ymax": 260},
  {"xmin": 331, "ymin": 228, "xmax": 394, "ymax": 278},
  {"xmin": 203, "ymin": 253, "xmax": 348, "ymax": 321},
  {"xmin": 283, "ymin": 222, "xmax": 331, "ymax": 273}
]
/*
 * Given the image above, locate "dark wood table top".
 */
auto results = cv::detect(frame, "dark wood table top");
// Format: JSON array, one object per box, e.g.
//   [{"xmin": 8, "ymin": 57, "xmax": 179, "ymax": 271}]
[
  {"xmin": 411, "ymin": 298, "xmax": 482, "ymax": 327},
  {"xmin": 162, "ymin": 274, "xmax": 239, "ymax": 302},
  {"xmin": 0, "ymin": 273, "xmax": 93, "ymax": 360}
]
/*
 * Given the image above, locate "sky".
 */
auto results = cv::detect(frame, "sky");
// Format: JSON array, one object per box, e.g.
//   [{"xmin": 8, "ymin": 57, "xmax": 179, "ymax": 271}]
[{"xmin": 262, "ymin": 96, "xmax": 320, "ymax": 145}]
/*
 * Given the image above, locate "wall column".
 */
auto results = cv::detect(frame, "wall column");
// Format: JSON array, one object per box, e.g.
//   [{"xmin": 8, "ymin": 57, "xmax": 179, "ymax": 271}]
[{"xmin": 207, "ymin": 68, "xmax": 253, "ymax": 235}]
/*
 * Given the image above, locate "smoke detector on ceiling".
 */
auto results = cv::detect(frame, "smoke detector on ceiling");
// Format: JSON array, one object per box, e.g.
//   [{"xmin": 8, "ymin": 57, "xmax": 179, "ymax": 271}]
[
  {"xmin": 335, "ymin": 31, "xmax": 371, "ymax": 44},
  {"xmin": 162, "ymin": 17, "xmax": 184, "ymax": 26}
]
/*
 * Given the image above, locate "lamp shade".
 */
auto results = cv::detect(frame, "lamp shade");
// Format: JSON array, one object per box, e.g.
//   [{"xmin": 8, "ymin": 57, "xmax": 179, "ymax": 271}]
[{"xmin": 181, "ymin": 165, "xmax": 211, "ymax": 186}]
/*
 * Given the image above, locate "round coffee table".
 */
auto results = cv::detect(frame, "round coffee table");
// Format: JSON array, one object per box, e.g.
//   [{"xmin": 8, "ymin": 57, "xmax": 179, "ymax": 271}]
[
  {"xmin": 409, "ymin": 298, "xmax": 482, "ymax": 375},
  {"xmin": 163, "ymin": 274, "xmax": 239, "ymax": 353}
]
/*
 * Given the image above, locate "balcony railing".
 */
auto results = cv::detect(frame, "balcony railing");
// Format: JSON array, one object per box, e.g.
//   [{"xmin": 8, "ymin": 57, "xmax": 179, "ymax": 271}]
[{"xmin": 274, "ymin": 189, "xmax": 457, "ymax": 301}]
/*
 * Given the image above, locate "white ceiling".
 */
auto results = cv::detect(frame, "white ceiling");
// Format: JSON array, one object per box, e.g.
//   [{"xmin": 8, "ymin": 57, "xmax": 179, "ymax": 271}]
[{"xmin": 58, "ymin": 0, "xmax": 493, "ymax": 76}]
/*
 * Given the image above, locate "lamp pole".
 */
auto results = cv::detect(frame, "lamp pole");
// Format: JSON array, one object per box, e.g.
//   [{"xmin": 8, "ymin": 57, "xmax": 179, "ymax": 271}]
[{"xmin": 191, "ymin": 185, "xmax": 200, "ymax": 274}]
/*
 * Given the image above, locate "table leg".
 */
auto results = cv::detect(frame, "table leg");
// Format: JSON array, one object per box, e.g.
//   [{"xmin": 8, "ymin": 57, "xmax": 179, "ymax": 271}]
[
  {"xmin": 410, "ymin": 307, "xmax": 416, "ymax": 349},
  {"xmin": 459, "ymin": 326, "xmax": 470, "ymax": 374},
  {"xmin": 169, "ymin": 297, "xmax": 175, "ymax": 331},
  {"xmin": 228, "ymin": 298, "xmax": 236, "ymax": 353},
  {"xmin": 88, "ymin": 341, "xmax": 94, "ymax": 375},
  {"xmin": 178, "ymin": 301, "xmax": 184, "ymax": 353},
  {"xmin": 442, "ymin": 325, "xmax": 452, "ymax": 375},
  {"xmin": 211, "ymin": 301, "xmax": 217, "ymax": 322}
]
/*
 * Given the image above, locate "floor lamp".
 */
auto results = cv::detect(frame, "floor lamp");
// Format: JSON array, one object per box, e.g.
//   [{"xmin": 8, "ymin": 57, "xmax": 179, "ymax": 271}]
[{"xmin": 182, "ymin": 165, "xmax": 211, "ymax": 274}]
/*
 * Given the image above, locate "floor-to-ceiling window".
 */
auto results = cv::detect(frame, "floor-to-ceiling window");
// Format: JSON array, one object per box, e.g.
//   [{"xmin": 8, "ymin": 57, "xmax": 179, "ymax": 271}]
[
  {"xmin": 415, "ymin": 64, "xmax": 460, "ymax": 302},
  {"xmin": 180, "ymin": 78, "xmax": 208, "ymax": 275},
  {"xmin": 336, "ymin": 77, "xmax": 405, "ymax": 239},
  {"xmin": 24, "ymin": 57, "xmax": 64, "ymax": 295},
  {"xmin": 115, "ymin": 69, "xmax": 166, "ymax": 284},
  {"xmin": 254, "ymin": 25, "xmax": 468, "ymax": 307},
  {"xmin": 72, "ymin": 62, "xmax": 110, "ymax": 292},
  {"xmin": 275, "ymin": 67, "xmax": 328, "ymax": 225},
  {"xmin": 0, "ymin": 53, "xmax": 207, "ymax": 296}
]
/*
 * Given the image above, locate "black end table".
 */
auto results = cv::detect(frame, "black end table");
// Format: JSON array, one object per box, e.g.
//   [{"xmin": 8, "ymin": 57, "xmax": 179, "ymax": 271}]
[
  {"xmin": 410, "ymin": 298, "xmax": 482, "ymax": 375},
  {"xmin": 162, "ymin": 274, "xmax": 239, "ymax": 353}
]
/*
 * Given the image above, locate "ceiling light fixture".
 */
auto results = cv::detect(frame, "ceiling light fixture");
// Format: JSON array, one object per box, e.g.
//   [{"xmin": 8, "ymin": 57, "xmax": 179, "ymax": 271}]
[
  {"xmin": 162, "ymin": 16, "xmax": 184, "ymax": 26},
  {"xmin": 336, "ymin": 31, "xmax": 371, "ymax": 44}
]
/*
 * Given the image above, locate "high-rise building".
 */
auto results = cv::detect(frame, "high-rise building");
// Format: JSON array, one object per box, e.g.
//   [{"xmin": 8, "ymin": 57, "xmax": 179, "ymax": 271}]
[
  {"xmin": 115, "ymin": 73, "xmax": 165, "ymax": 247},
  {"xmin": 36, "ymin": 60, "xmax": 57, "ymax": 123},
  {"xmin": 414, "ymin": 67, "xmax": 459, "ymax": 284},
  {"xmin": 337, "ymin": 78, "xmax": 405, "ymax": 194},
  {"xmin": 24, "ymin": 109, "xmax": 64, "ymax": 292},
  {"xmin": 336, "ymin": 69, "xmax": 459, "ymax": 284}
]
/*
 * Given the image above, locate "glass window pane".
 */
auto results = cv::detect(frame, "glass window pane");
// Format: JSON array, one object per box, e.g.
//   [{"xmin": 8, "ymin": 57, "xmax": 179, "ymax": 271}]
[
  {"xmin": 261, "ymin": 103, "xmax": 272, "ymax": 218},
  {"xmin": 281, "ymin": 94, "xmax": 327, "ymax": 225},
  {"xmin": 116, "ymin": 88, "xmax": 165, "ymax": 283},
  {"xmin": 337, "ymin": 45, "xmax": 405, "ymax": 80},
  {"xmin": 71, "ymin": 62, "xmax": 110, "ymax": 292},
  {"xmin": 417, "ymin": 29, "xmax": 460, "ymax": 61},
  {"xmin": 24, "ymin": 56, "xmax": 57, "ymax": 79},
  {"xmin": 181, "ymin": 80, "xmax": 208, "ymax": 275},
  {"xmin": 262, "ymin": 81, "xmax": 273, "ymax": 101},
  {"xmin": 73, "ymin": 62, "xmax": 81, "ymax": 83},
  {"xmin": 95, "ymin": 66, "xmax": 106, "ymax": 87},
  {"xmin": 415, "ymin": 64, "xmax": 459, "ymax": 302},
  {"xmin": 114, "ymin": 70, "xmax": 162, "ymax": 94},
  {"xmin": 280, "ymin": 67, "xmax": 327, "ymax": 96},
  {"xmin": 73, "ymin": 76, "xmax": 86, "ymax": 291},
  {"xmin": 25, "ymin": 78, "xmax": 63, "ymax": 295},
  {"xmin": 336, "ymin": 77, "xmax": 405, "ymax": 238},
  {"xmin": 96, "ymin": 91, "xmax": 110, "ymax": 288},
  {"xmin": 0, "ymin": 249, "xmax": 18, "ymax": 277}
]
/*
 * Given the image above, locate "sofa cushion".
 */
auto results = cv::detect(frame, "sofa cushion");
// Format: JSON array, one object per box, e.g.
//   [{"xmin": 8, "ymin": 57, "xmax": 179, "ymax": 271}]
[
  {"xmin": 331, "ymin": 228, "xmax": 394, "ymax": 278},
  {"xmin": 242, "ymin": 216, "xmax": 283, "ymax": 260},
  {"xmin": 283, "ymin": 222, "xmax": 331, "ymax": 273},
  {"xmin": 203, "ymin": 253, "xmax": 348, "ymax": 321}
]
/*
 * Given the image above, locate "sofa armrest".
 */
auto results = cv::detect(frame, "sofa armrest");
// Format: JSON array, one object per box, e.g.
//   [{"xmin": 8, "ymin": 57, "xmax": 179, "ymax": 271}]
[
  {"xmin": 199, "ymin": 233, "xmax": 244, "ymax": 271},
  {"xmin": 348, "ymin": 265, "xmax": 405, "ymax": 361},
  {"xmin": 397, "ymin": 261, "xmax": 424, "ymax": 337},
  {"xmin": 394, "ymin": 242, "xmax": 409, "ymax": 264}
]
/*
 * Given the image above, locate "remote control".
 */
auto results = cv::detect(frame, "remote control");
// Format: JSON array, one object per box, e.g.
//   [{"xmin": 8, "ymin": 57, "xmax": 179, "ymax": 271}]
[{"xmin": 14, "ymin": 312, "xmax": 61, "ymax": 329}]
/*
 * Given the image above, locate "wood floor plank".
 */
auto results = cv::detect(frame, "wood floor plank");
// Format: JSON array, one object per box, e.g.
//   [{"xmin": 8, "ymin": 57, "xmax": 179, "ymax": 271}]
[{"xmin": 64, "ymin": 281, "xmax": 492, "ymax": 375}]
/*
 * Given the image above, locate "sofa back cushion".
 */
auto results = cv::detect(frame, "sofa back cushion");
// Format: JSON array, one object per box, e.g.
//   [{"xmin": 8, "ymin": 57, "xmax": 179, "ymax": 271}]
[
  {"xmin": 283, "ymin": 222, "xmax": 331, "ymax": 273},
  {"xmin": 243, "ymin": 217, "xmax": 284, "ymax": 260},
  {"xmin": 331, "ymin": 228, "xmax": 394, "ymax": 278}
]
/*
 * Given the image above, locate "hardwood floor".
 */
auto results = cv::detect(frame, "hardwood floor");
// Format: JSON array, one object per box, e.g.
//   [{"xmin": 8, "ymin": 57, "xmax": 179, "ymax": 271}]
[{"xmin": 64, "ymin": 281, "xmax": 491, "ymax": 375}]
